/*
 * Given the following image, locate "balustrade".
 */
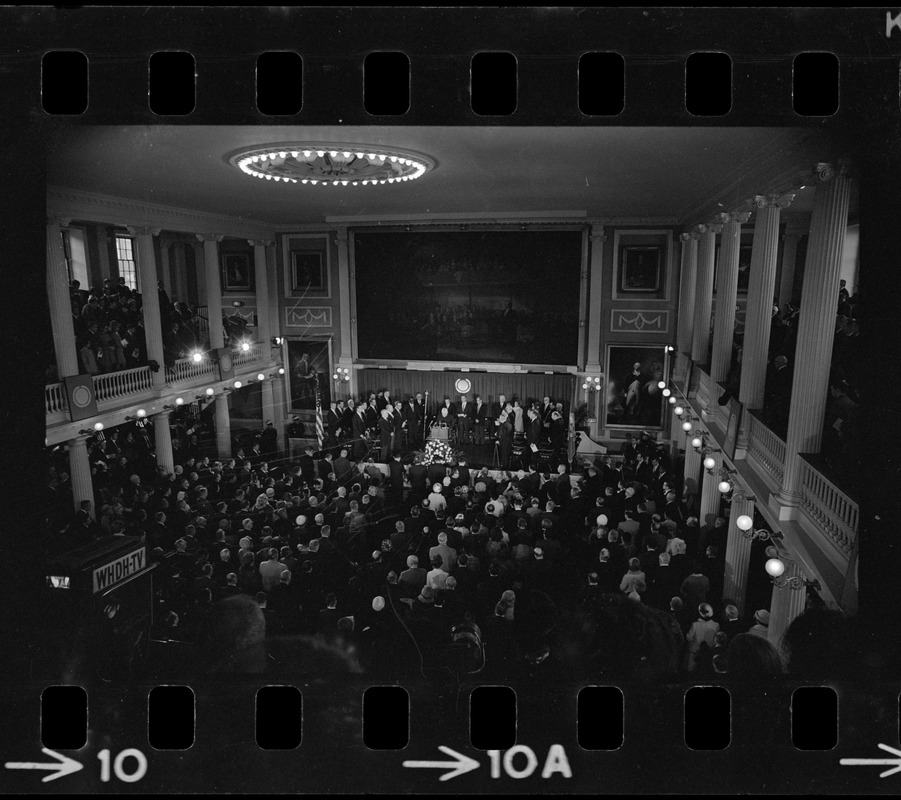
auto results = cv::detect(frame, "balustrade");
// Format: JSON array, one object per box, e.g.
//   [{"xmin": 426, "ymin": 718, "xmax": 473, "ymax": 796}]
[
  {"xmin": 746, "ymin": 410, "xmax": 786, "ymax": 487},
  {"xmin": 799, "ymin": 456, "xmax": 859, "ymax": 558},
  {"xmin": 93, "ymin": 366, "xmax": 153, "ymax": 403},
  {"xmin": 45, "ymin": 382, "xmax": 66, "ymax": 415},
  {"xmin": 167, "ymin": 355, "xmax": 217, "ymax": 384}
]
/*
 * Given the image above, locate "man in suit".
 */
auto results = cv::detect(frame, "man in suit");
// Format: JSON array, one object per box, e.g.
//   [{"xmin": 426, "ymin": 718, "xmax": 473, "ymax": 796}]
[
  {"xmin": 325, "ymin": 401, "xmax": 342, "ymax": 448},
  {"xmin": 333, "ymin": 447, "xmax": 354, "ymax": 486},
  {"xmin": 297, "ymin": 446, "xmax": 317, "ymax": 488},
  {"xmin": 403, "ymin": 395, "xmax": 423, "ymax": 449},
  {"xmin": 541, "ymin": 396, "xmax": 554, "ymax": 431},
  {"xmin": 473, "ymin": 394, "xmax": 488, "ymax": 445},
  {"xmin": 351, "ymin": 404, "xmax": 369, "ymax": 459},
  {"xmin": 491, "ymin": 393, "xmax": 508, "ymax": 424},
  {"xmin": 457, "ymin": 394, "xmax": 473, "ymax": 444},
  {"xmin": 440, "ymin": 395, "xmax": 457, "ymax": 421},
  {"xmin": 524, "ymin": 408, "xmax": 542, "ymax": 469},
  {"xmin": 388, "ymin": 452, "xmax": 405, "ymax": 504},
  {"xmin": 376, "ymin": 389, "xmax": 391, "ymax": 412},
  {"xmin": 392, "ymin": 400, "xmax": 406, "ymax": 454},
  {"xmin": 495, "ymin": 410, "xmax": 514, "ymax": 469},
  {"xmin": 378, "ymin": 408, "xmax": 394, "ymax": 461}
]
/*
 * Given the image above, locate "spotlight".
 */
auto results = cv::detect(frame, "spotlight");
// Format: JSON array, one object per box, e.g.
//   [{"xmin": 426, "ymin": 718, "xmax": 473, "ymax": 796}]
[{"xmin": 192, "ymin": 351, "xmax": 203, "ymax": 363}]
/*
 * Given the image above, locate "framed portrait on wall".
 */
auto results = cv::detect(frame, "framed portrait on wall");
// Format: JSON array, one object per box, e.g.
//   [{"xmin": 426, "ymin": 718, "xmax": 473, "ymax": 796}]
[
  {"xmin": 221, "ymin": 252, "xmax": 252, "ymax": 292},
  {"xmin": 612, "ymin": 229, "xmax": 673, "ymax": 300},
  {"xmin": 604, "ymin": 344, "xmax": 668, "ymax": 429},
  {"xmin": 284, "ymin": 233, "xmax": 331, "ymax": 298},
  {"xmin": 619, "ymin": 246, "xmax": 662, "ymax": 292}
]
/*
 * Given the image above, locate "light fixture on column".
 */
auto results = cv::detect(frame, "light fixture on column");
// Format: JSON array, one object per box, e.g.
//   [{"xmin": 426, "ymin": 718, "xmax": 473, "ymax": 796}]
[
  {"xmin": 163, "ymin": 397, "xmax": 186, "ymax": 410},
  {"xmin": 124, "ymin": 409, "xmax": 147, "ymax": 422},
  {"xmin": 662, "ymin": 388, "xmax": 671, "ymax": 398},
  {"xmin": 765, "ymin": 553, "xmax": 820, "ymax": 590},
  {"xmin": 668, "ymin": 396, "xmax": 677, "ymax": 405},
  {"xmin": 79, "ymin": 421, "xmax": 105, "ymax": 435},
  {"xmin": 738, "ymin": 520, "xmax": 777, "ymax": 542},
  {"xmin": 681, "ymin": 416, "xmax": 696, "ymax": 432},
  {"xmin": 333, "ymin": 367, "xmax": 350, "ymax": 384},
  {"xmin": 271, "ymin": 336, "xmax": 283, "ymax": 346},
  {"xmin": 691, "ymin": 435, "xmax": 704, "ymax": 450},
  {"xmin": 278, "ymin": 367, "xmax": 285, "ymax": 375},
  {"xmin": 191, "ymin": 351, "xmax": 204, "ymax": 364},
  {"xmin": 239, "ymin": 341, "xmax": 251, "ymax": 352},
  {"xmin": 674, "ymin": 405, "xmax": 685, "ymax": 417},
  {"xmin": 730, "ymin": 491, "xmax": 756, "ymax": 504},
  {"xmin": 657, "ymin": 380, "xmax": 666, "ymax": 389},
  {"xmin": 196, "ymin": 388, "xmax": 216, "ymax": 400},
  {"xmin": 257, "ymin": 373, "xmax": 266, "ymax": 381},
  {"xmin": 581, "ymin": 375, "xmax": 601, "ymax": 393},
  {"xmin": 717, "ymin": 467, "xmax": 736, "ymax": 493},
  {"xmin": 699, "ymin": 445, "xmax": 721, "ymax": 468}
]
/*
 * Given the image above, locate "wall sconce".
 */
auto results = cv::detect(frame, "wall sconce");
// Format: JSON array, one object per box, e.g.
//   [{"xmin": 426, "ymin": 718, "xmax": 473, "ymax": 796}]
[
  {"xmin": 233, "ymin": 380, "xmax": 243, "ymax": 389},
  {"xmin": 333, "ymin": 367, "xmax": 350, "ymax": 383},
  {"xmin": 256, "ymin": 373, "xmax": 266, "ymax": 382},
  {"xmin": 764, "ymin": 553, "xmax": 820, "ymax": 590},
  {"xmin": 662, "ymin": 388, "xmax": 671, "ymax": 398},
  {"xmin": 681, "ymin": 417, "xmax": 696, "ymax": 432},
  {"xmin": 665, "ymin": 345, "xmax": 675, "ymax": 353},
  {"xmin": 163, "ymin": 397, "xmax": 186, "ymax": 410},
  {"xmin": 730, "ymin": 491, "xmax": 756, "ymax": 504},
  {"xmin": 124, "ymin": 409, "xmax": 147, "ymax": 422},
  {"xmin": 196, "ymin": 388, "xmax": 216, "ymax": 400},
  {"xmin": 581, "ymin": 376, "xmax": 602, "ymax": 393},
  {"xmin": 278, "ymin": 367, "xmax": 285, "ymax": 375},
  {"xmin": 717, "ymin": 467, "xmax": 736, "ymax": 493},
  {"xmin": 700, "ymin": 446, "xmax": 721, "ymax": 468},
  {"xmin": 657, "ymin": 380, "xmax": 666, "ymax": 390}
]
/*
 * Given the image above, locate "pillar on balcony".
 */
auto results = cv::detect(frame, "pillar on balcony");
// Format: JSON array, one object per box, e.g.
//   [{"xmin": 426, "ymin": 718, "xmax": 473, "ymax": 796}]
[
  {"xmin": 682, "ymin": 442, "xmax": 702, "ymax": 518},
  {"xmin": 153, "ymin": 411, "xmax": 175, "ymax": 473},
  {"xmin": 773, "ymin": 166, "xmax": 851, "ymax": 516},
  {"xmin": 676, "ymin": 231, "xmax": 699, "ymax": 379},
  {"xmin": 47, "ymin": 216, "xmax": 80, "ymax": 379},
  {"xmin": 68, "ymin": 435, "xmax": 94, "ymax": 516},
  {"xmin": 198, "ymin": 234, "xmax": 224, "ymax": 351},
  {"xmin": 710, "ymin": 211, "xmax": 751, "ymax": 385},
  {"xmin": 250, "ymin": 239, "xmax": 274, "ymax": 357},
  {"xmin": 335, "ymin": 226, "xmax": 356, "ymax": 398},
  {"xmin": 128, "ymin": 227, "xmax": 166, "ymax": 389},
  {"xmin": 737, "ymin": 194, "xmax": 793, "ymax": 455},
  {"xmin": 722, "ymin": 495, "xmax": 756, "ymax": 614},
  {"xmin": 698, "ymin": 448, "xmax": 724, "ymax": 530},
  {"xmin": 215, "ymin": 394, "xmax": 232, "ymax": 460},
  {"xmin": 767, "ymin": 561, "xmax": 808, "ymax": 653},
  {"xmin": 691, "ymin": 223, "xmax": 721, "ymax": 366}
]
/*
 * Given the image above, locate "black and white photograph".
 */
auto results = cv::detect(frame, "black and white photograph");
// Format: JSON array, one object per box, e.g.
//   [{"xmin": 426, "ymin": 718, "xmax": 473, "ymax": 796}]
[{"xmin": 4, "ymin": 6, "xmax": 899, "ymax": 796}]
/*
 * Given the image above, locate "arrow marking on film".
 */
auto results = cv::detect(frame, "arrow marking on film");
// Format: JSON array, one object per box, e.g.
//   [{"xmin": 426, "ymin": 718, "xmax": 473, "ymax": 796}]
[
  {"xmin": 403, "ymin": 746, "xmax": 480, "ymax": 781},
  {"xmin": 841, "ymin": 743, "xmax": 901, "ymax": 778},
  {"xmin": 4, "ymin": 747, "xmax": 84, "ymax": 783}
]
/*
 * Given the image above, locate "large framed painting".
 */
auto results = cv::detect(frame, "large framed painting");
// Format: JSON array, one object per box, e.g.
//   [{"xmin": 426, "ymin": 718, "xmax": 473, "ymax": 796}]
[
  {"xmin": 612, "ymin": 230, "xmax": 673, "ymax": 300},
  {"xmin": 284, "ymin": 234, "xmax": 331, "ymax": 298},
  {"xmin": 285, "ymin": 338, "xmax": 332, "ymax": 411},
  {"xmin": 221, "ymin": 251, "xmax": 253, "ymax": 292},
  {"xmin": 352, "ymin": 228, "xmax": 585, "ymax": 366},
  {"xmin": 604, "ymin": 344, "xmax": 669, "ymax": 429}
]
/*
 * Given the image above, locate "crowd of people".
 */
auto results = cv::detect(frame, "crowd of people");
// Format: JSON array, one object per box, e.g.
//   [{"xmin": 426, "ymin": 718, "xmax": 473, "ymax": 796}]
[{"xmin": 44, "ymin": 417, "xmax": 849, "ymax": 684}]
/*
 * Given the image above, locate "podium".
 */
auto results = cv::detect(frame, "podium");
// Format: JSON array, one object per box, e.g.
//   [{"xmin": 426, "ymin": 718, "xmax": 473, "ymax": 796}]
[{"xmin": 429, "ymin": 425, "xmax": 449, "ymax": 441}]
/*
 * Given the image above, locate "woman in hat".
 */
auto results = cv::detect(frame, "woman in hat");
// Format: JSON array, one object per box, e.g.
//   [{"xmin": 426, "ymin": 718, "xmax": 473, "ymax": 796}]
[{"xmin": 685, "ymin": 603, "xmax": 720, "ymax": 672}]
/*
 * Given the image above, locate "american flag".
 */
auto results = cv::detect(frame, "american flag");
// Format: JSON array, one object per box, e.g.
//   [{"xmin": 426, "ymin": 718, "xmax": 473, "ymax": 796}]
[{"xmin": 314, "ymin": 374, "xmax": 324, "ymax": 451}]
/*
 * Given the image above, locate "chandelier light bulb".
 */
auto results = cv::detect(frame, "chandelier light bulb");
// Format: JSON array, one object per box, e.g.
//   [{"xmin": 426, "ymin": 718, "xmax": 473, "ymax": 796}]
[
  {"xmin": 241, "ymin": 342, "xmax": 250, "ymax": 352},
  {"xmin": 736, "ymin": 515, "xmax": 754, "ymax": 531},
  {"xmin": 765, "ymin": 558, "xmax": 786, "ymax": 578}
]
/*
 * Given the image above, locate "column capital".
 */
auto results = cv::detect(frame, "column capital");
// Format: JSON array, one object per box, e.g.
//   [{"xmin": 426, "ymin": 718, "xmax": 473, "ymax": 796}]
[
  {"xmin": 589, "ymin": 222, "xmax": 607, "ymax": 242},
  {"xmin": 247, "ymin": 239, "xmax": 275, "ymax": 248},
  {"xmin": 755, "ymin": 192, "xmax": 795, "ymax": 210},
  {"xmin": 47, "ymin": 213, "xmax": 73, "ymax": 228},
  {"xmin": 680, "ymin": 230, "xmax": 700, "ymax": 242},
  {"xmin": 697, "ymin": 222, "xmax": 723, "ymax": 235},
  {"xmin": 196, "ymin": 233, "xmax": 224, "ymax": 243},
  {"xmin": 730, "ymin": 210, "xmax": 752, "ymax": 224},
  {"xmin": 126, "ymin": 226, "xmax": 161, "ymax": 237},
  {"xmin": 69, "ymin": 434, "xmax": 91, "ymax": 447}
]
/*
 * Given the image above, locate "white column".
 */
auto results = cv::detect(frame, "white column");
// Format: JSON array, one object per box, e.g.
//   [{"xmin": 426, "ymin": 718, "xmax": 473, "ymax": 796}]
[
  {"xmin": 774, "ymin": 166, "xmax": 851, "ymax": 511},
  {"xmin": 260, "ymin": 379, "xmax": 275, "ymax": 424},
  {"xmin": 698, "ymin": 448, "xmax": 723, "ymax": 530},
  {"xmin": 197, "ymin": 234, "xmax": 225, "ymax": 350},
  {"xmin": 47, "ymin": 216, "xmax": 80, "ymax": 378},
  {"xmin": 710, "ymin": 212, "xmax": 750, "ymax": 384},
  {"xmin": 691, "ymin": 223, "xmax": 720, "ymax": 365},
  {"xmin": 777, "ymin": 232, "xmax": 801, "ymax": 308},
  {"xmin": 722, "ymin": 495, "xmax": 755, "ymax": 614},
  {"xmin": 335, "ymin": 226, "xmax": 357, "ymax": 397},
  {"xmin": 676, "ymin": 231, "xmax": 699, "ymax": 356},
  {"xmin": 128, "ymin": 227, "xmax": 166, "ymax": 388},
  {"xmin": 95, "ymin": 225, "xmax": 112, "ymax": 282},
  {"xmin": 250, "ymin": 239, "xmax": 273, "ymax": 354},
  {"xmin": 215, "ymin": 394, "xmax": 232, "ymax": 460},
  {"xmin": 737, "ymin": 194, "xmax": 793, "ymax": 454},
  {"xmin": 585, "ymin": 224, "xmax": 606, "ymax": 372},
  {"xmin": 154, "ymin": 411, "xmax": 175, "ymax": 473},
  {"xmin": 69, "ymin": 436, "xmax": 94, "ymax": 515},
  {"xmin": 768, "ymin": 561, "xmax": 807, "ymax": 653}
]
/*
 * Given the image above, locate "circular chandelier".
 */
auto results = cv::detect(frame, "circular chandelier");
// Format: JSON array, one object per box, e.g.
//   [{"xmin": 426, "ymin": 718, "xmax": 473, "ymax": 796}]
[{"xmin": 228, "ymin": 143, "xmax": 435, "ymax": 186}]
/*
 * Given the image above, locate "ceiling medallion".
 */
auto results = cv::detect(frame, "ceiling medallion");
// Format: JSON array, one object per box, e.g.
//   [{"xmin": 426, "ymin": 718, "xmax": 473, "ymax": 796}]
[{"xmin": 229, "ymin": 144, "xmax": 435, "ymax": 187}]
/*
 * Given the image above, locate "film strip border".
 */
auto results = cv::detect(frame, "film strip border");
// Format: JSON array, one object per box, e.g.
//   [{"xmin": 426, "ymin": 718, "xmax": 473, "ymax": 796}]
[{"xmin": 4, "ymin": 681, "xmax": 897, "ymax": 792}]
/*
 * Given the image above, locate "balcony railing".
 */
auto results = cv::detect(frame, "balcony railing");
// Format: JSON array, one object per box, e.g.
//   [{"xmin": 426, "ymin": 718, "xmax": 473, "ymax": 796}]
[
  {"xmin": 696, "ymin": 367, "xmax": 712, "ymax": 408},
  {"xmin": 166, "ymin": 355, "xmax": 217, "ymax": 384},
  {"xmin": 799, "ymin": 455, "xmax": 859, "ymax": 559},
  {"xmin": 45, "ymin": 382, "xmax": 66, "ymax": 415},
  {"xmin": 746, "ymin": 410, "xmax": 786, "ymax": 489},
  {"xmin": 232, "ymin": 343, "xmax": 264, "ymax": 370},
  {"xmin": 93, "ymin": 366, "xmax": 154, "ymax": 403}
]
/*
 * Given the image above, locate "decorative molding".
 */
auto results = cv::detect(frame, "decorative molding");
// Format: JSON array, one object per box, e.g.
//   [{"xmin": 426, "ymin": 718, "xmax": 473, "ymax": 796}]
[
  {"xmin": 755, "ymin": 192, "xmax": 796, "ymax": 210},
  {"xmin": 610, "ymin": 310, "xmax": 670, "ymax": 333},
  {"xmin": 47, "ymin": 186, "xmax": 275, "ymax": 241},
  {"xmin": 126, "ymin": 226, "xmax": 161, "ymax": 237},
  {"xmin": 247, "ymin": 239, "xmax": 275, "ymax": 248},
  {"xmin": 284, "ymin": 306, "xmax": 333, "ymax": 328},
  {"xmin": 196, "ymin": 233, "xmax": 224, "ymax": 243}
]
